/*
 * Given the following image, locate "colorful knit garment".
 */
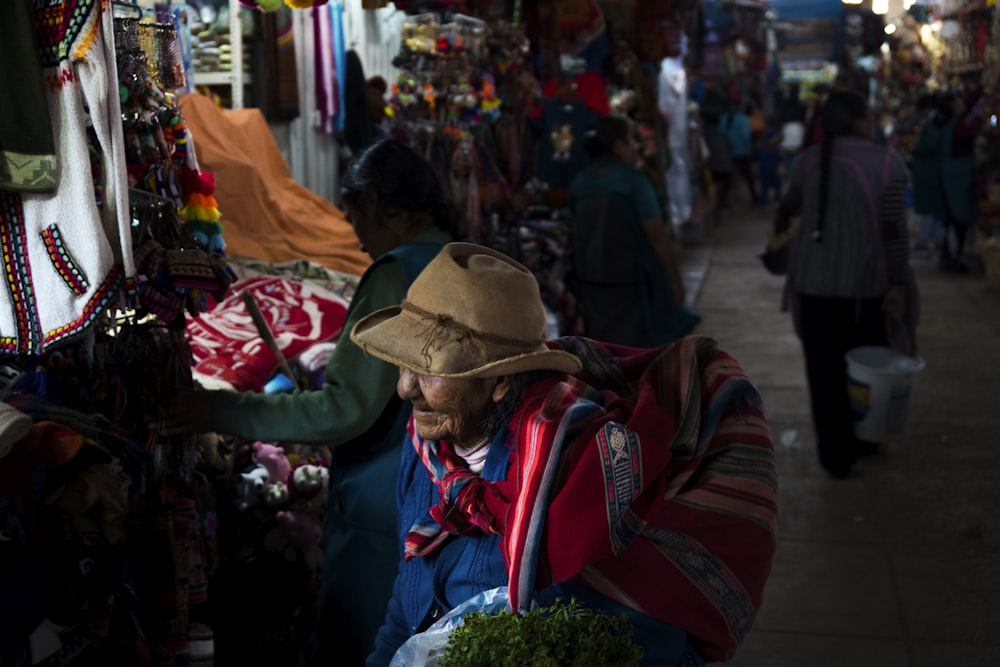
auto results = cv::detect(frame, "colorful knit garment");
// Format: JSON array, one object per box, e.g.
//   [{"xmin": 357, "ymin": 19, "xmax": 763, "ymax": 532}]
[
  {"xmin": 0, "ymin": 0, "xmax": 133, "ymax": 355},
  {"xmin": 406, "ymin": 336, "xmax": 778, "ymax": 661}
]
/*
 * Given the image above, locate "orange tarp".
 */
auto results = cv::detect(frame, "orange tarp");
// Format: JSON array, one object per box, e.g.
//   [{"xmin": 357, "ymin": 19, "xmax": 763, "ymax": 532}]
[{"xmin": 179, "ymin": 93, "xmax": 371, "ymax": 277}]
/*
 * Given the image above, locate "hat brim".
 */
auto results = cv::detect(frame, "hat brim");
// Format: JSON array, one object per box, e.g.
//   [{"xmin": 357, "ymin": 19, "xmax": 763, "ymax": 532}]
[{"xmin": 351, "ymin": 305, "xmax": 583, "ymax": 378}]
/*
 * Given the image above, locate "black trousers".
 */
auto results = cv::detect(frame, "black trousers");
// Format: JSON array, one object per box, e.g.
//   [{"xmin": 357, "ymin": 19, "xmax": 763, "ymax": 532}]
[{"xmin": 797, "ymin": 293, "xmax": 888, "ymax": 474}]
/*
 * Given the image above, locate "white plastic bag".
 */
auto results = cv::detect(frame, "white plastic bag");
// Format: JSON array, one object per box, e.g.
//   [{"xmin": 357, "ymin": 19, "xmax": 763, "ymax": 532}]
[{"xmin": 389, "ymin": 587, "xmax": 513, "ymax": 667}]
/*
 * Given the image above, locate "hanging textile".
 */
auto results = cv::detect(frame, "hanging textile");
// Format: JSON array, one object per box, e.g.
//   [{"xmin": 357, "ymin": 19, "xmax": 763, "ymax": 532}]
[
  {"xmin": 309, "ymin": 2, "xmax": 348, "ymax": 136},
  {"xmin": 313, "ymin": 4, "xmax": 336, "ymax": 134},
  {"xmin": 0, "ymin": 0, "xmax": 57, "ymax": 194},
  {"xmin": 0, "ymin": 0, "xmax": 134, "ymax": 356},
  {"xmin": 341, "ymin": 50, "xmax": 377, "ymax": 153},
  {"xmin": 331, "ymin": 0, "xmax": 347, "ymax": 133}
]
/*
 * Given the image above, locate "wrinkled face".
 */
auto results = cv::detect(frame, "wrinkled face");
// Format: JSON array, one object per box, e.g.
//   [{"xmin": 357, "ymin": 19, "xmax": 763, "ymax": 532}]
[{"xmin": 397, "ymin": 368, "xmax": 510, "ymax": 446}]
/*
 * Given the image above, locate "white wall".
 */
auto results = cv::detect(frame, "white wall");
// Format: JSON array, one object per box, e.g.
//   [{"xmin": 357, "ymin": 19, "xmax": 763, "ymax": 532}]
[{"xmin": 284, "ymin": 2, "xmax": 405, "ymax": 202}]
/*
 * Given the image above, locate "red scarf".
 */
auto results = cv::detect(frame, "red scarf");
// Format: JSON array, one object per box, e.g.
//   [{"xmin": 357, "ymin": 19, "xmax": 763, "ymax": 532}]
[{"xmin": 403, "ymin": 436, "xmax": 513, "ymax": 560}]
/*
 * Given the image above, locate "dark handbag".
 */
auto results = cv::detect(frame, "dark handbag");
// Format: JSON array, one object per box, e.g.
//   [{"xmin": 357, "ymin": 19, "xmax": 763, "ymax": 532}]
[
  {"xmin": 759, "ymin": 240, "xmax": 789, "ymax": 275},
  {"xmin": 759, "ymin": 220, "xmax": 798, "ymax": 276}
]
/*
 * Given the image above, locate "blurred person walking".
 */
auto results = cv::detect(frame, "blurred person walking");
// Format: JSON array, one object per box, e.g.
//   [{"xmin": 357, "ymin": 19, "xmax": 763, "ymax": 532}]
[
  {"xmin": 908, "ymin": 92, "xmax": 948, "ymax": 255},
  {"xmin": 937, "ymin": 87, "xmax": 984, "ymax": 273},
  {"xmin": 569, "ymin": 115, "xmax": 697, "ymax": 347},
  {"xmin": 771, "ymin": 91, "xmax": 917, "ymax": 478},
  {"xmin": 719, "ymin": 102, "xmax": 758, "ymax": 206}
]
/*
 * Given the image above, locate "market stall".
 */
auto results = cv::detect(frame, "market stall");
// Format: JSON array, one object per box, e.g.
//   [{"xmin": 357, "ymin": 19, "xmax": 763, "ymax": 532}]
[
  {"xmin": 0, "ymin": 4, "xmax": 717, "ymax": 666},
  {"xmin": 0, "ymin": 2, "xmax": 262, "ymax": 665}
]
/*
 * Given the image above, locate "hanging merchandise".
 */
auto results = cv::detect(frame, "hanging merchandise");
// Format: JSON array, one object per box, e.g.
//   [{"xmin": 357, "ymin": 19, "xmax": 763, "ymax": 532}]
[
  {"xmin": 391, "ymin": 0, "xmax": 457, "ymax": 13},
  {"xmin": 0, "ymin": 0, "xmax": 134, "ymax": 356},
  {"xmin": 659, "ymin": 56, "xmax": 693, "ymax": 227},
  {"xmin": 240, "ymin": 0, "xmax": 331, "ymax": 10},
  {"xmin": 307, "ymin": 2, "xmax": 346, "ymax": 136},
  {"xmin": 399, "ymin": 11, "xmax": 440, "ymax": 59},
  {"xmin": 136, "ymin": 19, "xmax": 187, "ymax": 91},
  {"xmin": 634, "ymin": 1, "xmax": 686, "ymax": 64},
  {"xmin": 380, "ymin": 8, "xmax": 516, "ymax": 236},
  {"xmin": 0, "ymin": 2, "xmax": 329, "ymax": 666},
  {"xmin": 376, "ymin": 6, "xmax": 618, "ymax": 337},
  {"xmin": 116, "ymin": 13, "xmax": 237, "ymax": 323},
  {"xmin": 342, "ymin": 50, "xmax": 378, "ymax": 151},
  {"xmin": 534, "ymin": 96, "xmax": 597, "ymax": 190},
  {"xmin": 0, "ymin": 0, "xmax": 57, "ymax": 194}
]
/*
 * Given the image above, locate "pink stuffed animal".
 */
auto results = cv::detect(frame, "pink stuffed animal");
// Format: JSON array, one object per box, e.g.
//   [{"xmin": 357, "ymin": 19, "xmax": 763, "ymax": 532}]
[
  {"xmin": 252, "ymin": 442, "xmax": 292, "ymax": 507},
  {"xmin": 252, "ymin": 442, "xmax": 291, "ymax": 483}
]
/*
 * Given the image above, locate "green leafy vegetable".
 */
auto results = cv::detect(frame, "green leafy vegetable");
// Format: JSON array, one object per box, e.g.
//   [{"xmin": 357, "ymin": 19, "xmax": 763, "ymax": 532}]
[{"xmin": 439, "ymin": 597, "xmax": 644, "ymax": 667}]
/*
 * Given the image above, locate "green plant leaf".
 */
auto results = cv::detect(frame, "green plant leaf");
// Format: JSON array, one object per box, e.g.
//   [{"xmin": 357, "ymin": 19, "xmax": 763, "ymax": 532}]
[{"xmin": 438, "ymin": 597, "xmax": 644, "ymax": 667}]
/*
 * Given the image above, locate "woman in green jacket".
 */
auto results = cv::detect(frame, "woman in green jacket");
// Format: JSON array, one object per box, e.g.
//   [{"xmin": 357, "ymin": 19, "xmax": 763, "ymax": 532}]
[{"xmin": 158, "ymin": 139, "xmax": 457, "ymax": 665}]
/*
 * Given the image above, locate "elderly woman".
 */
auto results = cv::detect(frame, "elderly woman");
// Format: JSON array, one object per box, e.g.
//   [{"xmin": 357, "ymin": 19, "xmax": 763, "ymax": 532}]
[{"xmin": 352, "ymin": 243, "xmax": 778, "ymax": 667}]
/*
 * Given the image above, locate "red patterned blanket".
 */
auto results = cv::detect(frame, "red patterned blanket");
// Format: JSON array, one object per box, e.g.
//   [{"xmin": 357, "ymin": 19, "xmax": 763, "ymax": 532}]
[{"xmin": 186, "ymin": 275, "xmax": 348, "ymax": 391}]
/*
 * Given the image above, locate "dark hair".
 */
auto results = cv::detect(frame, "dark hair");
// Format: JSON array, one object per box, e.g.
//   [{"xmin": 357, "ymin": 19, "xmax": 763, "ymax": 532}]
[
  {"xmin": 916, "ymin": 93, "xmax": 936, "ymax": 112},
  {"xmin": 815, "ymin": 91, "xmax": 869, "ymax": 242},
  {"xmin": 340, "ymin": 139, "xmax": 461, "ymax": 238},
  {"xmin": 584, "ymin": 115, "xmax": 631, "ymax": 160},
  {"xmin": 366, "ymin": 75, "xmax": 388, "ymax": 96},
  {"xmin": 934, "ymin": 92, "xmax": 956, "ymax": 126},
  {"xmin": 481, "ymin": 370, "xmax": 557, "ymax": 441},
  {"xmin": 779, "ymin": 85, "xmax": 806, "ymax": 124}
]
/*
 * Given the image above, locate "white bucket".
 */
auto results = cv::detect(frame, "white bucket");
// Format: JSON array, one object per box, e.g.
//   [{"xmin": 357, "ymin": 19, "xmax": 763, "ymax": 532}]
[{"xmin": 845, "ymin": 346, "xmax": 926, "ymax": 442}]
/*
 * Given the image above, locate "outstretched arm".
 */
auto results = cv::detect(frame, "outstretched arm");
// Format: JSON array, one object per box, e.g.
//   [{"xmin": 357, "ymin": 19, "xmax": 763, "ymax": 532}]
[{"xmin": 156, "ymin": 261, "xmax": 407, "ymax": 446}]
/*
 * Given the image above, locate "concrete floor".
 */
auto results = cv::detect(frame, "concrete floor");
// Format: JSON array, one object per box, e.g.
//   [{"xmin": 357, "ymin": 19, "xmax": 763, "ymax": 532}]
[{"xmin": 676, "ymin": 204, "xmax": 1000, "ymax": 666}]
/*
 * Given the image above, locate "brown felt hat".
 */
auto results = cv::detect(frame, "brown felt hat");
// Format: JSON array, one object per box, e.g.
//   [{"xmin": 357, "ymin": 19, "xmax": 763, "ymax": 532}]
[{"xmin": 350, "ymin": 243, "xmax": 582, "ymax": 378}]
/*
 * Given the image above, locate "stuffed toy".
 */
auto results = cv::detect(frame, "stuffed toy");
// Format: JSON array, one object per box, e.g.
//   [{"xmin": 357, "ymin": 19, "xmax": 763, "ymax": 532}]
[
  {"xmin": 252, "ymin": 442, "xmax": 293, "ymax": 508},
  {"xmin": 289, "ymin": 463, "xmax": 328, "ymax": 513},
  {"xmin": 235, "ymin": 464, "xmax": 270, "ymax": 512},
  {"xmin": 197, "ymin": 432, "xmax": 234, "ymax": 476},
  {"xmin": 262, "ymin": 481, "xmax": 290, "ymax": 508},
  {"xmin": 253, "ymin": 442, "xmax": 290, "ymax": 483},
  {"xmin": 263, "ymin": 510, "xmax": 323, "ymax": 571}
]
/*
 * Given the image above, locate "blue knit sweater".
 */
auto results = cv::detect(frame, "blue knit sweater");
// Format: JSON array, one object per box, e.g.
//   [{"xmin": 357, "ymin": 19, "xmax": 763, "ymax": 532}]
[{"xmin": 366, "ymin": 424, "xmax": 705, "ymax": 667}]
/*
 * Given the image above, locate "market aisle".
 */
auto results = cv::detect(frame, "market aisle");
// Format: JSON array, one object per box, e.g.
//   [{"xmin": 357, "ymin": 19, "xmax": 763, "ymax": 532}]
[{"xmin": 679, "ymin": 205, "xmax": 1000, "ymax": 666}]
